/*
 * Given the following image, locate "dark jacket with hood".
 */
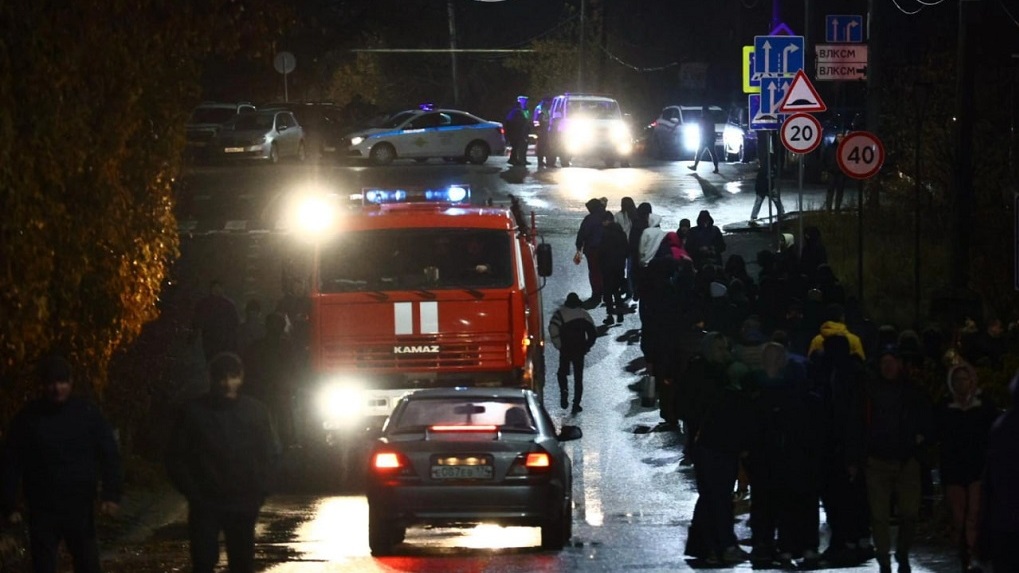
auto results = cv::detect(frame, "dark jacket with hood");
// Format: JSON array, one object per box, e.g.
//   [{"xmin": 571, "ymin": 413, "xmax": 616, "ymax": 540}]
[
  {"xmin": 862, "ymin": 354, "xmax": 932, "ymax": 462},
  {"xmin": 166, "ymin": 393, "xmax": 280, "ymax": 512},
  {"xmin": 548, "ymin": 299, "xmax": 597, "ymax": 359},
  {"xmin": 934, "ymin": 365, "xmax": 998, "ymax": 485},
  {"xmin": 684, "ymin": 210, "xmax": 726, "ymax": 269},
  {"xmin": 575, "ymin": 198, "xmax": 606, "ymax": 253},
  {"xmin": 980, "ymin": 375, "xmax": 1019, "ymax": 545},
  {"xmin": 600, "ymin": 220, "xmax": 630, "ymax": 274}
]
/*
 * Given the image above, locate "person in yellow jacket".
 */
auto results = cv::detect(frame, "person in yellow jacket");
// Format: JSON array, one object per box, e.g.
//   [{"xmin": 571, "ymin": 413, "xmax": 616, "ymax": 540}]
[{"xmin": 808, "ymin": 303, "xmax": 866, "ymax": 361}]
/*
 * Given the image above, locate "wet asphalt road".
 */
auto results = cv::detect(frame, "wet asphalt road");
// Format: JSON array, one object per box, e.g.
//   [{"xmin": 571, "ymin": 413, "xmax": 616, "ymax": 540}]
[{"xmin": 89, "ymin": 152, "xmax": 960, "ymax": 572}]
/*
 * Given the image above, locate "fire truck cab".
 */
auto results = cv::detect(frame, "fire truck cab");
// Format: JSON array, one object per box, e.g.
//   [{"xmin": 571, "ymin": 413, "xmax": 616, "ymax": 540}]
[{"xmin": 294, "ymin": 185, "xmax": 551, "ymax": 456}]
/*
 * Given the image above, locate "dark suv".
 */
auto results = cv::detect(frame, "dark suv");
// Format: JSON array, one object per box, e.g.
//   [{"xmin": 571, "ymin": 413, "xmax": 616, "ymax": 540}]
[{"xmin": 185, "ymin": 102, "xmax": 255, "ymax": 161}]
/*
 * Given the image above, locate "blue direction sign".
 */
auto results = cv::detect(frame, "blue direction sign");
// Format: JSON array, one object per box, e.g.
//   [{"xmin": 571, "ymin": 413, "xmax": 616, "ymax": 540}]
[
  {"xmin": 825, "ymin": 15, "xmax": 864, "ymax": 43},
  {"xmin": 749, "ymin": 94, "xmax": 782, "ymax": 131},
  {"xmin": 760, "ymin": 76, "xmax": 792, "ymax": 116},
  {"xmin": 753, "ymin": 35, "xmax": 804, "ymax": 80}
]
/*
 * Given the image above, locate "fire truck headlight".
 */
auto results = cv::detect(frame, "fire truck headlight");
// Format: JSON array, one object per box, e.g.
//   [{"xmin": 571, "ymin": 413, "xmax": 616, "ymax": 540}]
[
  {"xmin": 318, "ymin": 383, "xmax": 364, "ymax": 425},
  {"xmin": 286, "ymin": 188, "xmax": 339, "ymax": 241}
]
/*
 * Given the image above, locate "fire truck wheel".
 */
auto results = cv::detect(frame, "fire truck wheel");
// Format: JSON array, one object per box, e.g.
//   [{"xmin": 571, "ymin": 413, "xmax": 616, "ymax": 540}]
[
  {"xmin": 465, "ymin": 140, "xmax": 490, "ymax": 165},
  {"xmin": 369, "ymin": 143, "xmax": 396, "ymax": 166}
]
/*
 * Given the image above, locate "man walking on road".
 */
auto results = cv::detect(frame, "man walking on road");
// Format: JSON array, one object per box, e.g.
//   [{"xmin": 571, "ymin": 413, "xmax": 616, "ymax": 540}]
[
  {"xmin": 166, "ymin": 352, "xmax": 280, "ymax": 573},
  {"xmin": 548, "ymin": 293, "xmax": 598, "ymax": 415},
  {"xmin": 1, "ymin": 354, "xmax": 123, "ymax": 573},
  {"xmin": 688, "ymin": 106, "xmax": 719, "ymax": 174}
]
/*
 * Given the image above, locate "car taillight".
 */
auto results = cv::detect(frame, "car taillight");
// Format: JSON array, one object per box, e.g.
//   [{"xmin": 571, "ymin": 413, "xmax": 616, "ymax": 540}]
[
  {"xmin": 525, "ymin": 452, "xmax": 550, "ymax": 468},
  {"xmin": 373, "ymin": 452, "xmax": 402, "ymax": 470},
  {"xmin": 508, "ymin": 448, "xmax": 553, "ymax": 476}
]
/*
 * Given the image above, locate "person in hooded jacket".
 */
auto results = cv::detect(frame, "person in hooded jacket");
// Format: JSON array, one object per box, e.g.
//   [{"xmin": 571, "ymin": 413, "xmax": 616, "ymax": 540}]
[
  {"xmin": 166, "ymin": 352, "xmax": 281, "ymax": 573},
  {"xmin": 638, "ymin": 211, "xmax": 667, "ymax": 267},
  {"xmin": 810, "ymin": 335, "xmax": 872, "ymax": 566},
  {"xmin": 685, "ymin": 332, "xmax": 753, "ymax": 565},
  {"xmin": 685, "ymin": 210, "xmax": 726, "ymax": 270},
  {"xmin": 641, "ymin": 256, "xmax": 696, "ymax": 429},
  {"xmin": 627, "ymin": 202, "xmax": 652, "ymax": 301},
  {"xmin": 979, "ymin": 371, "xmax": 1019, "ymax": 573},
  {"xmin": 615, "ymin": 197, "xmax": 638, "ymax": 298},
  {"xmin": 575, "ymin": 198, "xmax": 607, "ymax": 304},
  {"xmin": 598, "ymin": 211, "xmax": 630, "ymax": 325},
  {"xmin": 747, "ymin": 343, "xmax": 821, "ymax": 567},
  {"xmin": 934, "ymin": 363, "xmax": 998, "ymax": 573},
  {"xmin": 548, "ymin": 293, "xmax": 598, "ymax": 414},
  {"xmin": 862, "ymin": 345, "xmax": 933, "ymax": 573},
  {"xmin": 808, "ymin": 303, "xmax": 867, "ymax": 362},
  {"xmin": 799, "ymin": 226, "xmax": 829, "ymax": 283}
]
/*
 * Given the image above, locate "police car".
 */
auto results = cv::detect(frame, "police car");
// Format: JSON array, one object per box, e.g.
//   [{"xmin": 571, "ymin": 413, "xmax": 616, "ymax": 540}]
[{"xmin": 334, "ymin": 108, "xmax": 507, "ymax": 166}]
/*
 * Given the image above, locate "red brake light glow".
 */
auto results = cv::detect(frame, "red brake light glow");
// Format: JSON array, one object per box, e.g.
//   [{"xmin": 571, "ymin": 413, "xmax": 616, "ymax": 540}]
[
  {"xmin": 525, "ymin": 452, "xmax": 551, "ymax": 468},
  {"xmin": 373, "ymin": 452, "xmax": 402, "ymax": 469},
  {"xmin": 430, "ymin": 425, "xmax": 498, "ymax": 432}
]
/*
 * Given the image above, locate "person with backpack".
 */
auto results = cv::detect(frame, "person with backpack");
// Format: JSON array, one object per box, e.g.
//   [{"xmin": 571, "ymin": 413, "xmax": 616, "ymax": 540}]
[{"xmin": 548, "ymin": 293, "xmax": 598, "ymax": 415}]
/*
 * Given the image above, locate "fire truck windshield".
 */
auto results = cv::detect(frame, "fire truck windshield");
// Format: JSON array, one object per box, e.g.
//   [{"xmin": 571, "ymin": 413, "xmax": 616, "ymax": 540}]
[{"xmin": 318, "ymin": 228, "xmax": 513, "ymax": 293}]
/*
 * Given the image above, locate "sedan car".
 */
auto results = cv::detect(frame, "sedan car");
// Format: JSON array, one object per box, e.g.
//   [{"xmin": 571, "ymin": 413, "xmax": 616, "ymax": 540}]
[
  {"xmin": 336, "ymin": 108, "xmax": 506, "ymax": 166},
  {"xmin": 211, "ymin": 109, "xmax": 305, "ymax": 163},
  {"xmin": 365, "ymin": 387, "xmax": 582, "ymax": 555}
]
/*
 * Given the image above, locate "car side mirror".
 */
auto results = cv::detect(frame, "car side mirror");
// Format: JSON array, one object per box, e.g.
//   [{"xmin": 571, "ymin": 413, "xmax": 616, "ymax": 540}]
[
  {"xmin": 558, "ymin": 425, "xmax": 582, "ymax": 441},
  {"xmin": 536, "ymin": 243, "xmax": 553, "ymax": 277}
]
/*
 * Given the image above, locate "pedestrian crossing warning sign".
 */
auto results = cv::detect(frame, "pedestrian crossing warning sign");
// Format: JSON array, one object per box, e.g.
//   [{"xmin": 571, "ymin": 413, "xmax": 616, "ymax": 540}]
[{"xmin": 777, "ymin": 70, "xmax": 827, "ymax": 113}]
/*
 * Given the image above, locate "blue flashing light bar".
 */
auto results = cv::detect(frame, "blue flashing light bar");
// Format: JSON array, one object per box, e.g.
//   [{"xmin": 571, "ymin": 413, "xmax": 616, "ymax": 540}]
[{"xmin": 361, "ymin": 185, "xmax": 470, "ymax": 205}]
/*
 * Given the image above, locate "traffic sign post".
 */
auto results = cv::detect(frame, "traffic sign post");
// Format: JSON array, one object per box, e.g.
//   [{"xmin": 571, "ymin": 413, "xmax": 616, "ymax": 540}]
[
  {"xmin": 837, "ymin": 131, "xmax": 885, "ymax": 179},
  {"xmin": 825, "ymin": 15, "xmax": 864, "ymax": 43},
  {"xmin": 780, "ymin": 113, "xmax": 823, "ymax": 154},
  {"xmin": 753, "ymin": 35, "xmax": 804, "ymax": 80}
]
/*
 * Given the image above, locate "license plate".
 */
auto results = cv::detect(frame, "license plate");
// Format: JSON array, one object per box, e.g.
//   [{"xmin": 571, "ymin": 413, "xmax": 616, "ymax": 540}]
[
  {"xmin": 431, "ymin": 465, "xmax": 493, "ymax": 480},
  {"xmin": 224, "ymin": 147, "xmax": 244, "ymax": 153}
]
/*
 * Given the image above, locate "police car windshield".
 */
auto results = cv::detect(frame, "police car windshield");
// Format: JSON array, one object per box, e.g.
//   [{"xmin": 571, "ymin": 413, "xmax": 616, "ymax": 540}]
[{"xmin": 318, "ymin": 229, "xmax": 513, "ymax": 293}]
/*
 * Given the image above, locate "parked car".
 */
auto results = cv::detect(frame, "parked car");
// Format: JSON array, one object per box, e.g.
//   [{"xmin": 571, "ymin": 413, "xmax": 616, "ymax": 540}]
[
  {"xmin": 647, "ymin": 104, "xmax": 728, "ymax": 161},
  {"xmin": 210, "ymin": 109, "xmax": 305, "ymax": 163},
  {"xmin": 547, "ymin": 93, "xmax": 632, "ymax": 167},
  {"xmin": 184, "ymin": 101, "xmax": 256, "ymax": 161},
  {"xmin": 338, "ymin": 108, "xmax": 506, "ymax": 166},
  {"xmin": 723, "ymin": 106, "xmax": 759, "ymax": 164},
  {"xmin": 259, "ymin": 102, "xmax": 346, "ymax": 161},
  {"xmin": 365, "ymin": 387, "xmax": 582, "ymax": 555}
]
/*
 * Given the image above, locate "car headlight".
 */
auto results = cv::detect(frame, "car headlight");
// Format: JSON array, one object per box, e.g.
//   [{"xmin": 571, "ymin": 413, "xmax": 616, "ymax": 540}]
[
  {"xmin": 564, "ymin": 120, "xmax": 594, "ymax": 154},
  {"xmin": 682, "ymin": 124, "xmax": 701, "ymax": 152},
  {"xmin": 610, "ymin": 121, "xmax": 633, "ymax": 155},
  {"xmin": 350, "ymin": 136, "xmax": 365, "ymax": 146},
  {"xmin": 723, "ymin": 125, "xmax": 743, "ymax": 148},
  {"xmin": 318, "ymin": 381, "xmax": 365, "ymax": 425}
]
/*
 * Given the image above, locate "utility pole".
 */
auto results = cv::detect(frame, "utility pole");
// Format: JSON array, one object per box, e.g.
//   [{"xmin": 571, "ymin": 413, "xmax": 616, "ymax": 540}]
[
  {"xmin": 448, "ymin": 0, "xmax": 460, "ymax": 106},
  {"xmin": 579, "ymin": 0, "xmax": 586, "ymax": 91},
  {"xmin": 951, "ymin": 0, "xmax": 980, "ymax": 290}
]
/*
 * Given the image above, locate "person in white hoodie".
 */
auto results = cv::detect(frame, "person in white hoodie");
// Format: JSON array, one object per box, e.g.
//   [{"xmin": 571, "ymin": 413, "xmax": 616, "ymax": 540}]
[{"xmin": 639, "ymin": 211, "xmax": 667, "ymax": 266}]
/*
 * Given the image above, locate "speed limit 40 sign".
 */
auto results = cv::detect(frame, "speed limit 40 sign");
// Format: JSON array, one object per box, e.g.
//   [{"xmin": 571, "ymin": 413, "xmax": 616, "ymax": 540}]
[
  {"xmin": 837, "ymin": 131, "xmax": 885, "ymax": 179},
  {"xmin": 780, "ymin": 113, "xmax": 823, "ymax": 154}
]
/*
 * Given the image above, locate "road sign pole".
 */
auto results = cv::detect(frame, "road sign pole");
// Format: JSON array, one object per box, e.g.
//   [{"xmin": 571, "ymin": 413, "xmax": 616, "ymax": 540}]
[
  {"xmin": 798, "ymin": 155, "xmax": 804, "ymax": 254},
  {"xmin": 858, "ymin": 178, "xmax": 864, "ymax": 303}
]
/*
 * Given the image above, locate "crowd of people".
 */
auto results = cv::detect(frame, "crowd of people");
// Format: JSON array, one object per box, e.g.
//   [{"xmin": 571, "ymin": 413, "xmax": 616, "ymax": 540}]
[{"xmin": 569, "ymin": 196, "xmax": 1019, "ymax": 573}]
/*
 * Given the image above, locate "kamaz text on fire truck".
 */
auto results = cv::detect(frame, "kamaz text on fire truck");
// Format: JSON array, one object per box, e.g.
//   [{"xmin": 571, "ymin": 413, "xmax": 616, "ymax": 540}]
[{"xmin": 287, "ymin": 185, "xmax": 552, "ymax": 477}]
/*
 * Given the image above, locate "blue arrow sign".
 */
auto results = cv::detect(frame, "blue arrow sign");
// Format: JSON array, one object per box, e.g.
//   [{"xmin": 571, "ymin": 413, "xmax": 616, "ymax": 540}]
[
  {"xmin": 749, "ymin": 94, "xmax": 782, "ymax": 131},
  {"xmin": 760, "ymin": 76, "xmax": 792, "ymax": 115},
  {"xmin": 825, "ymin": 15, "xmax": 864, "ymax": 43},
  {"xmin": 753, "ymin": 35, "xmax": 804, "ymax": 80}
]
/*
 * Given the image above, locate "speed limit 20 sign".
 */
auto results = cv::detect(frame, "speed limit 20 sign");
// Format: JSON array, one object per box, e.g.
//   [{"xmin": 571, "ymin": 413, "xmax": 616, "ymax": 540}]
[
  {"xmin": 780, "ymin": 113, "xmax": 823, "ymax": 154},
  {"xmin": 837, "ymin": 131, "xmax": 885, "ymax": 179}
]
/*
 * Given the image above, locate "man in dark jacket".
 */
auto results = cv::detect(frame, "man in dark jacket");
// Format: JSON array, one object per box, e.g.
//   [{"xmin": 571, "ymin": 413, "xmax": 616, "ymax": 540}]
[
  {"xmin": 1, "ymin": 354, "xmax": 122, "ymax": 573},
  {"xmin": 684, "ymin": 210, "xmax": 726, "ymax": 270},
  {"xmin": 862, "ymin": 345, "xmax": 932, "ymax": 573},
  {"xmin": 504, "ymin": 95, "xmax": 531, "ymax": 166},
  {"xmin": 575, "ymin": 198, "xmax": 607, "ymax": 305},
  {"xmin": 979, "ymin": 372, "xmax": 1019, "ymax": 573},
  {"xmin": 548, "ymin": 293, "xmax": 598, "ymax": 415},
  {"xmin": 166, "ymin": 352, "xmax": 281, "ymax": 573},
  {"xmin": 598, "ymin": 211, "xmax": 630, "ymax": 325}
]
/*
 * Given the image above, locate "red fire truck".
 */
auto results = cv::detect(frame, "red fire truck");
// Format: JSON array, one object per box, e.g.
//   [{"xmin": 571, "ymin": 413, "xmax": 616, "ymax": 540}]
[{"xmin": 290, "ymin": 185, "xmax": 552, "ymax": 479}]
